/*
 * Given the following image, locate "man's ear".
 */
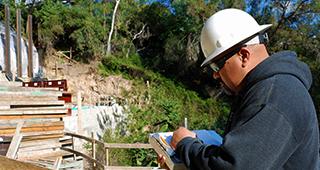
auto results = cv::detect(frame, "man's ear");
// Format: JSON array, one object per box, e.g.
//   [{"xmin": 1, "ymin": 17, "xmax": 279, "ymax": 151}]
[{"xmin": 239, "ymin": 47, "xmax": 251, "ymax": 68}]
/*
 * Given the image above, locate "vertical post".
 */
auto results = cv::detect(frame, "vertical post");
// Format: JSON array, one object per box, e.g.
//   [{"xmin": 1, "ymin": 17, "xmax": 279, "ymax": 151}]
[
  {"xmin": 69, "ymin": 47, "xmax": 72, "ymax": 60},
  {"xmin": 71, "ymin": 136, "xmax": 76, "ymax": 160},
  {"xmin": 55, "ymin": 61, "xmax": 58, "ymax": 77},
  {"xmin": 5, "ymin": 5, "xmax": 11, "ymax": 77},
  {"xmin": 105, "ymin": 147, "xmax": 109, "ymax": 167},
  {"xmin": 27, "ymin": 15, "xmax": 33, "ymax": 78},
  {"xmin": 91, "ymin": 132, "xmax": 96, "ymax": 168},
  {"xmin": 77, "ymin": 91, "xmax": 82, "ymax": 134},
  {"xmin": 184, "ymin": 117, "xmax": 188, "ymax": 129},
  {"xmin": 16, "ymin": 9, "xmax": 22, "ymax": 78}
]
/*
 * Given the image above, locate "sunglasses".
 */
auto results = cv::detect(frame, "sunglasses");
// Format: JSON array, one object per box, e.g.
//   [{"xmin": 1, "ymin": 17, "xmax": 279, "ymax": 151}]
[{"xmin": 209, "ymin": 46, "xmax": 244, "ymax": 72}]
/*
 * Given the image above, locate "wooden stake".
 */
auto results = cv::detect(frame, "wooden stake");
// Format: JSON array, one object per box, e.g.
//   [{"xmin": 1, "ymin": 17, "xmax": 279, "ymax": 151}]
[
  {"xmin": 6, "ymin": 121, "xmax": 24, "ymax": 159},
  {"xmin": 27, "ymin": 15, "xmax": 33, "ymax": 78},
  {"xmin": 5, "ymin": 5, "xmax": 11, "ymax": 76},
  {"xmin": 72, "ymin": 136, "xmax": 76, "ymax": 160},
  {"xmin": 105, "ymin": 147, "xmax": 109, "ymax": 167},
  {"xmin": 16, "ymin": 9, "xmax": 22, "ymax": 78},
  {"xmin": 77, "ymin": 91, "xmax": 82, "ymax": 134},
  {"xmin": 91, "ymin": 132, "xmax": 96, "ymax": 168}
]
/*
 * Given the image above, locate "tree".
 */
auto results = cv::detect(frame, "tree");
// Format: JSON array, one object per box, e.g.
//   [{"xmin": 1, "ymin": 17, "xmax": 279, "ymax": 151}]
[
  {"xmin": 107, "ymin": 0, "xmax": 120, "ymax": 56},
  {"xmin": 247, "ymin": 0, "xmax": 320, "ymax": 117}
]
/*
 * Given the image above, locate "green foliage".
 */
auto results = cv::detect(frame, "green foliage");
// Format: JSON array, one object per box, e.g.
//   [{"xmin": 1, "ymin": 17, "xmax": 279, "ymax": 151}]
[
  {"xmin": 65, "ymin": 2, "xmax": 106, "ymax": 60},
  {"xmin": 99, "ymin": 54, "xmax": 229, "ymax": 166},
  {"xmin": 99, "ymin": 0, "xmax": 320, "ymax": 166},
  {"xmin": 247, "ymin": 1, "xmax": 320, "ymax": 116},
  {"xmin": 2, "ymin": 0, "xmax": 319, "ymax": 166},
  {"xmin": 308, "ymin": 61, "xmax": 320, "ymax": 121},
  {"xmin": 33, "ymin": 1, "xmax": 65, "ymax": 47},
  {"xmin": 28, "ymin": 0, "xmax": 112, "ymax": 61}
]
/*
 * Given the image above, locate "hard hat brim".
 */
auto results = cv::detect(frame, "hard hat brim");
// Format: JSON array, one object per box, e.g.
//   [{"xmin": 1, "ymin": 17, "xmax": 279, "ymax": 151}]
[{"xmin": 201, "ymin": 24, "xmax": 272, "ymax": 67}]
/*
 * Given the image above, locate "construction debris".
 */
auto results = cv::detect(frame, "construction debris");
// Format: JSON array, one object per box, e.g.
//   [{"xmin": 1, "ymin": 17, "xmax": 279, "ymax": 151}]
[{"xmin": 0, "ymin": 83, "xmax": 71, "ymax": 167}]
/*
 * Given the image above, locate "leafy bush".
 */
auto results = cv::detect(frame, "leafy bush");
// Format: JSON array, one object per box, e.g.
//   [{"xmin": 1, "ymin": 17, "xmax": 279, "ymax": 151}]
[{"xmin": 100, "ymin": 54, "xmax": 229, "ymax": 166}]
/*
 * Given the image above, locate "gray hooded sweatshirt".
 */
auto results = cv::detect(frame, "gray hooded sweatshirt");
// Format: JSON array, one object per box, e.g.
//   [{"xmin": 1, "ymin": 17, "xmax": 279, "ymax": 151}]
[{"xmin": 176, "ymin": 51, "xmax": 320, "ymax": 170}]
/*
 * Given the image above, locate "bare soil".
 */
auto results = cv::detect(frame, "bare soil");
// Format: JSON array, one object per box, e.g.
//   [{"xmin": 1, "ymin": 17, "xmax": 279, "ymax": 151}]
[{"xmin": 43, "ymin": 51, "xmax": 132, "ymax": 105}]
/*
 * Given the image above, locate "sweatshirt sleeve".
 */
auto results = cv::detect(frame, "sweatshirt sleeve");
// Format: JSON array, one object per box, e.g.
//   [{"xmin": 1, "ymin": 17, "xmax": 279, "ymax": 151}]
[{"xmin": 175, "ymin": 104, "xmax": 296, "ymax": 170}]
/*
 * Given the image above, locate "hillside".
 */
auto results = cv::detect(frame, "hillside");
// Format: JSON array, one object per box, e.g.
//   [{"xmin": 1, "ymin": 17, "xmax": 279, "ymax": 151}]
[{"xmin": 43, "ymin": 51, "xmax": 132, "ymax": 105}]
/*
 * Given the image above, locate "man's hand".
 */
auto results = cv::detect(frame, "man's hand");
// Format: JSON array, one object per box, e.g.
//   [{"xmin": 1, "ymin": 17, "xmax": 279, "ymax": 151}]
[
  {"xmin": 157, "ymin": 154, "xmax": 168, "ymax": 169},
  {"xmin": 170, "ymin": 127, "xmax": 196, "ymax": 150}
]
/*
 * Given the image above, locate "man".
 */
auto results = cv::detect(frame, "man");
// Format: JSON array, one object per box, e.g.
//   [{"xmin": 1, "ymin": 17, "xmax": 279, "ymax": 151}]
[{"xmin": 168, "ymin": 8, "xmax": 320, "ymax": 169}]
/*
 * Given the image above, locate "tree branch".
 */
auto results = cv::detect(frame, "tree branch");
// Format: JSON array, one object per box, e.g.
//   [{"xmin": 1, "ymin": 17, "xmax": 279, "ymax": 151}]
[
  {"xmin": 133, "ymin": 24, "xmax": 147, "ymax": 40},
  {"xmin": 107, "ymin": 0, "xmax": 121, "ymax": 57}
]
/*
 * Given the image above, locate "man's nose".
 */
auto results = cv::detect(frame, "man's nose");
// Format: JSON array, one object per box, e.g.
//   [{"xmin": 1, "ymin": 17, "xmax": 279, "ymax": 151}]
[{"xmin": 213, "ymin": 72, "xmax": 220, "ymax": 79}]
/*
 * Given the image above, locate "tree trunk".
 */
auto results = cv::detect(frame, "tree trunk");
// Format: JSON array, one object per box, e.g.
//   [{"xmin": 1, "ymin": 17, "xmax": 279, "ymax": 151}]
[{"xmin": 107, "ymin": 0, "xmax": 120, "ymax": 57}]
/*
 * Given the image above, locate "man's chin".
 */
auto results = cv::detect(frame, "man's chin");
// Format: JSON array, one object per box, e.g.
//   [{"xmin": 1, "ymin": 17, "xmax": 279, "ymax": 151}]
[{"xmin": 221, "ymin": 83, "xmax": 234, "ymax": 96}]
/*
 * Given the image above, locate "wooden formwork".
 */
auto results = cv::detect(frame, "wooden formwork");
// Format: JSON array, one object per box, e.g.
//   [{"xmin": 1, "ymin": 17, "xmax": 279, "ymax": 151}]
[{"xmin": 0, "ymin": 84, "xmax": 70, "ymax": 164}]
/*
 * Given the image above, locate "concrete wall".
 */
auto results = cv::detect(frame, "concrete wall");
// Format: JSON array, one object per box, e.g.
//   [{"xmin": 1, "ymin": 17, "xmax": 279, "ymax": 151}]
[{"xmin": 63, "ymin": 104, "xmax": 127, "ymax": 140}]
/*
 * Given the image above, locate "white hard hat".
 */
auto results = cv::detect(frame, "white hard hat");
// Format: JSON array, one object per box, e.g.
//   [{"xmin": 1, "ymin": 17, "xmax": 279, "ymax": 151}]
[{"xmin": 200, "ymin": 8, "xmax": 272, "ymax": 67}]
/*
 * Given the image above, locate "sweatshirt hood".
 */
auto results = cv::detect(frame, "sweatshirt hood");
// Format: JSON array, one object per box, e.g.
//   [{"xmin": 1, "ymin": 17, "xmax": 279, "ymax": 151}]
[{"xmin": 241, "ymin": 51, "xmax": 312, "ymax": 93}]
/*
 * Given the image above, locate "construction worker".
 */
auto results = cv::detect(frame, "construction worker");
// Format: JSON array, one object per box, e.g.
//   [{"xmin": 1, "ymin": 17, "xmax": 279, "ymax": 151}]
[{"xmin": 166, "ymin": 8, "xmax": 320, "ymax": 169}]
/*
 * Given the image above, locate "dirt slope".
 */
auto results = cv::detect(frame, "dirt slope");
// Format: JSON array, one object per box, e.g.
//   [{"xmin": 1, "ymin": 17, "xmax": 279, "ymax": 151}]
[{"xmin": 43, "ymin": 52, "xmax": 132, "ymax": 105}]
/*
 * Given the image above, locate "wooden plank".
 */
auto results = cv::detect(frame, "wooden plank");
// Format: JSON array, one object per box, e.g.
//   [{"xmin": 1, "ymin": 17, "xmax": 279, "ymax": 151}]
[
  {"xmin": 25, "ymin": 159, "xmax": 83, "ymax": 170},
  {"xmin": 0, "ymin": 122, "xmax": 64, "ymax": 135},
  {"xmin": 65, "ymin": 132, "xmax": 153, "ymax": 149},
  {"xmin": 0, "ymin": 96, "xmax": 58, "ymax": 101},
  {"xmin": 0, "ymin": 86, "xmax": 60, "ymax": 92},
  {"xmin": 60, "ymin": 138, "xmax": 72, "ymax": 146},
  {"xmin": 104, "ymin": 143, "xmax": 153, "ymax": 149},
  {"xmin": 1, "ymin": 132, "xmax": 64, "ymax": 139},
  {"xmin": 6, "ymin": 135, "xmax": 22, "ymax": 159},
  {"xmin": 22, "ymin": 133, "xmax": 64, "ymax": 142},
  {"xmin": 105, "ymin": 166, "xmax": 157, "ymax": 170},
  {"xmin": 19, "ymin": 142, "xmax": 61, "ymax": 153},
  {"xmin": 0, "ymin": 121, "xmax": 63, "ymax": 129},
  {"xmin": 0, "ymin": 100, "xmax": 65, "ymax": 106},
  {"xmin": 6, "ymin": 121, "xmax": 24, "ymax": 159},
  {"xmin": 0, "ymin": 91, "xmax": 62, "ymax": 97},
  {"xmin": 16, "ymin": 9, "xmax": 22, "ymax": 78},
  {"xmin": 0, "ymin": 81, "xmax": 22, "ymax": 87},
  {"xmin": 0, "ymin": 126, "xmax": 64, "ymax": 135},
  {"xmin": 77, "ymin": 91, "xmax": 82, "ymax": 134},
  {"xmin": 20, "ymin": 138, "xmax": 60, "ymax": 148},
  {"xmin": 0, "ymin": 108, "xmax": 67, "ymax": 115},
  {"xmin": 0, "ymin": 106, "xmax": 10, "ymax": 109},
  {"xmin": 0, "ymin": 130, "xmax": 63, "ymax": 139},
  {"xmin": 4, "ymin": 106, "xmax": 67, "ymax": 111},
  {"xmin": 27, "ymin": 15, "xmax": 33, "ymax": 78},
  {"xmin": 0, "ymin": 124, "xmax": 64, "ymax": 133},
  {"xmin": 0, "ymin": 155, "xmax": 48, "ymax": 170},
  {"xmin": 0, "ymin": 118, "xmax": 62, "ymax": 125},
  {"xmin": 53, "ymin": 157, "xmax": 62, "ymax": 170},
  {"xmin": 4, "ymin": 5, "xmax": 10, "ymax": 75},
  {"xmin": 18, "ymin": 148, "xmax": 66, "ymax": 160},
  {"xmin": 21, "ymin": 130, "xmax": 64, "ymax": 138},
  {"xmin": 92, "ymin": 132, "xmax": 96, "ymax": 168},
  {"xmin": 0, "ymin": 114, "xmax": 66, "ymax": 120},
  {"xmin": 0, "ymin": 87, "xmax": 62, "ymax": 93},
  {"xmin": 60, "ymin": 147, "xmax": 106, "ymax": 168},
  {"xmin": 65, "ymin": 132, "xmax": 105, "ymax": 146},
  {"xmin": 18, "ymin": 150, "xmax": 72, "ymax": 161}
]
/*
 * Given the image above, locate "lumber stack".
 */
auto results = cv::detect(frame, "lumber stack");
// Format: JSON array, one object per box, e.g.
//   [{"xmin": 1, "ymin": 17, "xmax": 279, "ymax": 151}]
[{"xmin": 0, "ymin": 85, "xmax": 69, "ymax": 161}]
